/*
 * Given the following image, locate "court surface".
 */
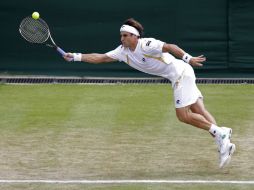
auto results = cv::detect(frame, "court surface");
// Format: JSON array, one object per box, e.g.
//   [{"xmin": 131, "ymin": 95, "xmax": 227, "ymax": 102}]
[{"xmin": 0, "ymin": 84, "xmax": 253, "ymax": 190}]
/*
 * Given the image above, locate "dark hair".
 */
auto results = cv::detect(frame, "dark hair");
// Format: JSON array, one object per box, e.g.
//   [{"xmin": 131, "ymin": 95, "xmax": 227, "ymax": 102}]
[{"xmin": 123, "ymin": 18, "xmax": 144, "ymax": 37}]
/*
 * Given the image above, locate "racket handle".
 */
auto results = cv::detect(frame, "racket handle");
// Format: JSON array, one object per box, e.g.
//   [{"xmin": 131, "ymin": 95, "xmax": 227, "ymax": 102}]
[
  {"xmin": 56, "ymin": 46, "xmax": 74, "ymax": 61},
  {"xmin": 56, "ymin": 47, "xmax": 66, "ymax": 55}
]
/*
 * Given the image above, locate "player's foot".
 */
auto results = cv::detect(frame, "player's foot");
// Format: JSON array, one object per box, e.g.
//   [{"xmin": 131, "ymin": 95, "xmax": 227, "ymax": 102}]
[
  {"xmin": 216, "ymin": 127, "xmax": 232, "ymax": 154},
  {"xmin": 221, "ymin": 127, "xmax": 232, "ymax": 140},
  {"xmin": 219, "ymin": 143, "xmax": 236, "ymax": 168}
]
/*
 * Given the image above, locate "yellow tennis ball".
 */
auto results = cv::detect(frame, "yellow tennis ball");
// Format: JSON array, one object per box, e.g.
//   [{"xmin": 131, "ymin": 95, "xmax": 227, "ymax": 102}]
[{"xmin": 32, "ymin": 12, "xmax": 40, "ymax": 20}]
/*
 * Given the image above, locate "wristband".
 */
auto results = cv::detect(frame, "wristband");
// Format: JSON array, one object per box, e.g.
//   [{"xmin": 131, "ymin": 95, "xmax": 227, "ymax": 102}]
[
  {"xmin": 182, "ymin": 53, "xmax": 192, "ymax": 64},
  {"xmin": 73, "ymin": 53, "xmax": 82, "ymax": 62}
]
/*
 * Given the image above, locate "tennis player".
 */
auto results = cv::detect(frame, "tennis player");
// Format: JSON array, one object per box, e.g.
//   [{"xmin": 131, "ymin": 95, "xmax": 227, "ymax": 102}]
[{"xmin": 63, "ymin": 18, "xmax": 235, "ymax": 168}]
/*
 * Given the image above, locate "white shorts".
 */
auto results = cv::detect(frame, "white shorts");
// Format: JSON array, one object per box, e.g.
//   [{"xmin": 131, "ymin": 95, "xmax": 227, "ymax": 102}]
[{"xmin": 173, "ymin": 63, "xmax": 203, "ymax": 108}]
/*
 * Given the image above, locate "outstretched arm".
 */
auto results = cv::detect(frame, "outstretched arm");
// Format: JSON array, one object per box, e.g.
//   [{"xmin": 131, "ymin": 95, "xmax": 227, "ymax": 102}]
[
  {"xmin": 162, "ymin": 43, "xmax": 206, "ymax": 67},
  {"xmin": 64, "ymin": 53, "xmax": 117, "ymax": 64}
]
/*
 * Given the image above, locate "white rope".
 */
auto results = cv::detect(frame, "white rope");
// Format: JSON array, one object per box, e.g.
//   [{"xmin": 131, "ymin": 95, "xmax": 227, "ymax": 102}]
[{"xmin": 0, "ymin": 180, "xmax": 253, "ymax": 184}]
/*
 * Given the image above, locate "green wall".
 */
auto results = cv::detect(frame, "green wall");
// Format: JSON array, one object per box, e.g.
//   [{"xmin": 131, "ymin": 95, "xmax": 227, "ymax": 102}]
[
  {"xmin": 228, "ymin": 0, "xmax": 254, "ymax": 68},
  {"xmin": 0, "ymin": 0, "xmax": 253, "ymax": 77}
]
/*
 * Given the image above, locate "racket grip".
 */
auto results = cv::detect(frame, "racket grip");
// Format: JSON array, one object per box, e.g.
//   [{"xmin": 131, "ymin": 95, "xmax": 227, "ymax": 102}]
[
  {"xmin": 56, "ymin": 47, "xmax": 66, "ymax": 56},
  {"xmin": 57, "ymin": 47, "xmax": 74, "ymax": 61}
]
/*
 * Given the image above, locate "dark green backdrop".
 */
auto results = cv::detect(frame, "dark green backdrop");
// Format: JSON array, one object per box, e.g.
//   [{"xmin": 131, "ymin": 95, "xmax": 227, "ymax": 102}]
[{"xmin": 0, "ymin": 0, "xmax": 253, "ymax": 77}]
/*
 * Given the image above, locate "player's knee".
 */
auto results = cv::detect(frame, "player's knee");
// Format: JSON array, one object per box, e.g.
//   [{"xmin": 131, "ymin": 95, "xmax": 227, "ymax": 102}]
[{"xmin": 176, "ymin": 112, "xmax": 189, "ymax": 124}]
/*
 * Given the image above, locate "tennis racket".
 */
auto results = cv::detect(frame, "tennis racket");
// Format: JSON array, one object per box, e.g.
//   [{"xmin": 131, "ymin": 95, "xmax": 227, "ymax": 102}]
[{"xmin": 19, "ymin": 16, "xmax": 67, "ymax": 57}]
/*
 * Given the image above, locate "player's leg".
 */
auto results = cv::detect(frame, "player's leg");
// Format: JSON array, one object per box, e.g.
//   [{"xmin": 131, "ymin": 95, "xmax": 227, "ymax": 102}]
[
  {"xmin": 173, "ymin": 63, "xmax": 220, "ymax": 134},
  {"xmin": 175, "ymin": 105, "xmax": 235, "ymax": 168},
  {"xmin": 190, "ymin": 96, "xmax": 234, "ymax": 139},
  {"xmin": 190, "ymin": 99, "xmax": 233, "ymax": 141},
  {"xmin": 173, "ymin": 64, "xmax": 212, "ymax": 131},
  {"xmin": 173, "ymin": 62, "xmax": 235, "ymax": 168},
  {"xmin": 190, "ymin": 98, "xmax": 216, "ymax": 124},
  {"xmin": 175, "ymin": 103, "xmax": 232, "ymax": 142},
  {"xmin": 175, "ymin": 106, "xmax": 211, "ymax": 131}
]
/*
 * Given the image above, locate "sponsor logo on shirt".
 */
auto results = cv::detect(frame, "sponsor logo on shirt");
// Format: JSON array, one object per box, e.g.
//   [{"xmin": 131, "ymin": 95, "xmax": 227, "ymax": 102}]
[{"xmin": 146, "ymin": 40, "xmax": 151, "ymax": 46}]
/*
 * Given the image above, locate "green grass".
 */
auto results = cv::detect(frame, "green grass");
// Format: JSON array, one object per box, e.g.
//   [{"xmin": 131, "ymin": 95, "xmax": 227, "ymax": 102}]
[{"xmin": 0, "ymin": 84, "xmax": 253, "ymax": 190}]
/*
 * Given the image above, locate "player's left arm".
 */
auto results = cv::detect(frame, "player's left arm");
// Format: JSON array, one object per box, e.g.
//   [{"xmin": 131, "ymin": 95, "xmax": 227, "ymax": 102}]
[{"xmin": 162, "ymin": 43, "xmax": 206, "ymax": 67}]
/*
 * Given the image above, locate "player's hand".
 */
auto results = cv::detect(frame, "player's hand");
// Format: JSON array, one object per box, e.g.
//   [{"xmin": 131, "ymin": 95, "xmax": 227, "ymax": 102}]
[
  {"xmin": 63, "ymin": 53, "xmax": 74, "ymax": 62},
  {"xmin": 189, "ymin": 55, "xmax": 206, "ymax": 67}
]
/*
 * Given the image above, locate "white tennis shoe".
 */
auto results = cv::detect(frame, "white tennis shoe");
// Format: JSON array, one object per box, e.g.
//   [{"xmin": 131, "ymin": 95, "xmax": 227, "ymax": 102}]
[
  {"xmin": 219, "ymin": 142, "xmax": 236, "ymax": 168},
  {"xmin": 216, "ymin": 127, "xmax": 231, "ymax": 154},
  {"xmin": 215, "ymin": 127, "xmax": 236, "ymax": 168},
  {"xmin": 221, "ymin": 127, "xmax": 232, "ymax": 140}
]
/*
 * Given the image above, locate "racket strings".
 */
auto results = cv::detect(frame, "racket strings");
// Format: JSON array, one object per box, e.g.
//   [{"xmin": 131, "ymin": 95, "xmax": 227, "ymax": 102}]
[{"xmin": 19, "ymin": 17, "xmax": 49, "ymax": 44}]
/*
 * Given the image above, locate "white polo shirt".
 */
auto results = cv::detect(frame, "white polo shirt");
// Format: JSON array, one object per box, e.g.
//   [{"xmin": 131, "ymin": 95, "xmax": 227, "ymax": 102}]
[{"xmin": 106, "ymin": 38, "xmax": 187, "ymax": 84}]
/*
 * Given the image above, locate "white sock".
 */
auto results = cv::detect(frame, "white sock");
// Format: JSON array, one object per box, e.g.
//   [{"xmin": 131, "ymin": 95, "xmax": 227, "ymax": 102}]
[{"xmin": 209, "ymin": 124, "xmax": 223, "ymax": 138}]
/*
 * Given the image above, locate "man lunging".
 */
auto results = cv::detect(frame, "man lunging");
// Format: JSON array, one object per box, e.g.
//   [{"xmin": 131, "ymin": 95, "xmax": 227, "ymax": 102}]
[{"xmin": 63, "ymin": 18, "xmax": 235, "ymax": 168}]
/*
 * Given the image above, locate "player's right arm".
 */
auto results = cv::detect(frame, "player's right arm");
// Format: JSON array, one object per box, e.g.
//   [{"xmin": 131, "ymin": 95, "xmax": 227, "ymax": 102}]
[
  {"xmin": 64, "ymin": 45, "xmax": 124, "ymax": 64},
  {"xmin": 64, "ymin": 53, "xmax": 117, "ymax": 64}
]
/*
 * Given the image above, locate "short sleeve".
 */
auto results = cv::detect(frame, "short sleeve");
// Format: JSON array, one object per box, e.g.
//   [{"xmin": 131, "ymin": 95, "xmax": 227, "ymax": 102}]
[
  {"xmin": 106, "ymin": 45, "xmax": 124, "ymax": 62},
  {"xmin": 141, "ymin": 38, "xmax": 165, "ymax": 55}
]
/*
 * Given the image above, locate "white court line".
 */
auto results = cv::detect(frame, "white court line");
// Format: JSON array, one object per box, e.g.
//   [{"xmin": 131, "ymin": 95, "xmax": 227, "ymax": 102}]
[{"xmin": 0, "ymin": 180, "xmax": 254, "ymax": 184}]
